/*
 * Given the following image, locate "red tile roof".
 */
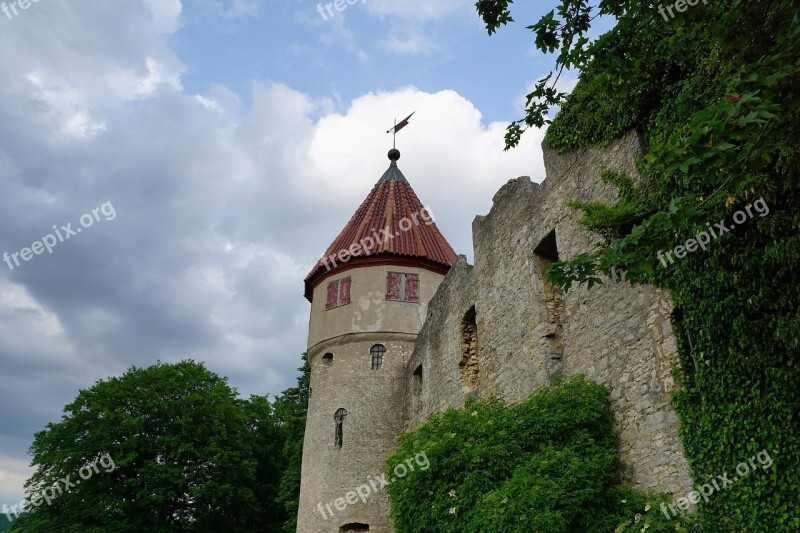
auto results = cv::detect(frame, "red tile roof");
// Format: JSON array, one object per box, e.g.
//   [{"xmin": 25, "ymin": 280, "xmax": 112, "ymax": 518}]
[{"xmin": 304, "ymin": 151, "xmax": 458, "ymax": 301}]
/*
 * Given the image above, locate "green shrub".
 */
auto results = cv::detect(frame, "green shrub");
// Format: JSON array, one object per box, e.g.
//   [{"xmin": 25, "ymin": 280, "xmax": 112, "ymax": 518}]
[{"xmin": 387, "ymin": 377, "xmax": 695, "ymax": 532}]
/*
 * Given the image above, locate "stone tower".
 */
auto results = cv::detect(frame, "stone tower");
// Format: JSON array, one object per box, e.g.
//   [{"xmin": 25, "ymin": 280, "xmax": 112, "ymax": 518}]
[{"xmin": 297, "ymin": 149, "xmax": 458, "ymax": 533}]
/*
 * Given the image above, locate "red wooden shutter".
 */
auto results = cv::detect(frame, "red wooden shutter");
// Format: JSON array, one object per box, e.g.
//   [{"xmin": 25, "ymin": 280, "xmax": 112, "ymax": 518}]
[
  {"xmin": 339, "ymin": 277, "xmax": 351, "ymax": 305},
  {"xmin": 386, "ymin": 272, "xmax": 401, "ymax": 300},
  {"xmin": 326, "ymin": 280, "xmax": 338, "ymax": 310},
  {"xmin": 406, "ymin": 274, "xmax": 419, "ymax": 303}
]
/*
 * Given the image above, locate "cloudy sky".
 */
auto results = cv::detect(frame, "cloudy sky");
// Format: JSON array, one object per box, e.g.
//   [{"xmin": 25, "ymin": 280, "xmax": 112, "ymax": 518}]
[{"xmin": 0, "ymin": 0, "xmax": 611, "ymax": 504}]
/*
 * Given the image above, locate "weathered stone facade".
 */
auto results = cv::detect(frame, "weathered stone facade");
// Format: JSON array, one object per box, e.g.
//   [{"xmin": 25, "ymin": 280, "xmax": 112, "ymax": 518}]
[
  {"xmin": 403, "ymin": 130, "xmax": 692, "ymax": 497},
  {"xmin": 299, "ymin": 131, "xmax": 693, "ymax": 532}
]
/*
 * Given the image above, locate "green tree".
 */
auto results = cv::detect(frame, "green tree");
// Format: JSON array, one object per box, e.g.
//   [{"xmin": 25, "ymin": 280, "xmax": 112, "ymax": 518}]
[
  {"xmin": 273, "ymin": 353, "xmax": 311, "ymax": 533},
  {"xmin": 476, "ymin": 0, "xmax": 799, "ymax": 286},
  {"xmin": 18, "ymin": 361, "xmax": 271, "ymax": 532},
  {"xmin": 242, "ymin": 394, "xmax": 291, "ymax": 531},
  {"xmin": 6, "ymin": 513, "xmax": 30, "ymax": 532}
]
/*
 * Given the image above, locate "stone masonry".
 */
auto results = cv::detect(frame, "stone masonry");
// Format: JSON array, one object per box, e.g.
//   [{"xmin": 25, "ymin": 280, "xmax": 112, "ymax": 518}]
[{"xmin": 402, "ymin": 130, "xmax": 693, "ymax": 496}]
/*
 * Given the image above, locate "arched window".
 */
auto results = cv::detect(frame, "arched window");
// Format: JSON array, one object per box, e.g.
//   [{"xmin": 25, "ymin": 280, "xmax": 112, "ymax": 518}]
[
  {"xmin": 370, "ymin": 344, "xmax": 385, "ymax": 370},
  {"xmin": 322, "ymin": 352, "xmax": 334, "ymax": 366},
  {"xmin": 334, "ymin": 408, "xmax": 347, "ymax": 449}
]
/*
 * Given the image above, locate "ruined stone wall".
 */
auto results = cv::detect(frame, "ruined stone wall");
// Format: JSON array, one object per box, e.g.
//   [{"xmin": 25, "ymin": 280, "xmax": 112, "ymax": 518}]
[
  {"xmin": 404, "ymin": 131, "xmax": 693, "ymax": 496},
  {"xmin": 404, "ymin": 258, "xmax": 475, "ymax": 429}
]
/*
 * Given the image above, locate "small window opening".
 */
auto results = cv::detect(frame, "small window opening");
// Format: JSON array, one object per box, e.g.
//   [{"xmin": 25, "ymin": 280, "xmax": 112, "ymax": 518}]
[
  {"xmin": 322, "ymin": 352, "xmax": 334, "ymax": 366},
  {"xmin": 370, "ymin": 344, "xmax": 385, "ymax": 370},
  {"xmin": 412, "ymin": 365, "xmax": 423, "ymax": 414},
  {"xmin": 534, "ymin": 229, "xmax": 563, "ymax": 326},
  {"xmin": 534, "ymin": 229, "xmax": 564, "ymax": 379},
  {"xmin": 339, "ymin": 524, "xmax": 370, "ymax": 532},
  {"xmin": 414, "ymin": 365, "xmax": 422, "ymax": 388},
  {"xmin": 459, "ymin": 306, "xmax": 480, "ymax": 393},
  {"xmin": 334, "ymin": 408, "xmax": 347, "ymax": 449}
]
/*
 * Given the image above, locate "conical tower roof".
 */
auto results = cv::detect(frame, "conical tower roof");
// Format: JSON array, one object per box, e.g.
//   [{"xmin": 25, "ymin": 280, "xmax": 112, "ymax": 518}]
[{"xmin": 304, "ymin": 149, "xmax": 458, "ymax": 301}]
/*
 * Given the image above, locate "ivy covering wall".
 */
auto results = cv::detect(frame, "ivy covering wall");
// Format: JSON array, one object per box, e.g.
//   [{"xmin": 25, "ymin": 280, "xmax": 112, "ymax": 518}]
[
  {"xmin": 502, "ymin": 0, "xmax": 798, "ymax": 530},
  {"xmin": 541, "ymin": 2, "xmax": 799, "ymax": 531}
]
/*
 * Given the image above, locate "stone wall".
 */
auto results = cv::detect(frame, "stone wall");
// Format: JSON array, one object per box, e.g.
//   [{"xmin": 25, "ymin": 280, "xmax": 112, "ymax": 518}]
[
  {"xmin": 404, "ymin": 258, "xmax": 476, "ymax": 429},
  {"xmin": 403, "ymin": 131, "xmax": 693, "ymax": 496}
]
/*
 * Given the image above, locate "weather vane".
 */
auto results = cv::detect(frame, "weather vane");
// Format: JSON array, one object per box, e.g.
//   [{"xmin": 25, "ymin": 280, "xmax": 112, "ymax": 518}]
[{"xmin": 386, "ymin": 111, "xmax": 415, "ymax": 149}]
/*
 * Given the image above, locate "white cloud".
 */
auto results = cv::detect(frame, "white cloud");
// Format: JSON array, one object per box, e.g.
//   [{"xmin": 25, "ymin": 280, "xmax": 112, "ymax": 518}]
[
  {"xmin": 0, "ymin": 279, "xmax": 78, "ymax": 366},
  {"xmin": 0, "ymin": 0, "xmax": 186, "ymax": 125},
  {"xmin": 0, "ymin": 453, "xmax": 33, "ymax": 507},
  {"xmin": 24, "ymin": 72, "xmax": 107, "ymax": 137},
  {"xmin": 379, "ymin": 32, "xmax": 436, "ymax": 55},
  {"xmin": 141, "ymin": 0, "xmax": 184, "ymax": 32},
  {"xmin": 310, "ymin": 8, "xmax": 371, "ymax": 62},
  {"xmin": 108, "ymin": 57, "xmax": 184, "ymax": 101}
]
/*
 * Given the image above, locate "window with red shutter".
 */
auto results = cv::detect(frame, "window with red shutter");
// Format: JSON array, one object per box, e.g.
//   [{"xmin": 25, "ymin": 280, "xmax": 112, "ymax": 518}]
[
  {"xmin": 387, "ymin": 272, "xmax": 421, "ymax": 302},
  {"xmin": 326, "ymin": 281, "xmax": 338, "ymax": 310},
  {"xmin": 339, "ymin": 277, "xmax": 351, "ymax": 305},
  {"xmin": 406, "ymin": 274, "xmax": 419, "ymax": 303},
  {"xmin": 386, "ymin": 272, "xmax": 401, "ymax": 300},
  {"xmin": 325, "ymin": 277, "xmax": 353, "ymax": 310}
]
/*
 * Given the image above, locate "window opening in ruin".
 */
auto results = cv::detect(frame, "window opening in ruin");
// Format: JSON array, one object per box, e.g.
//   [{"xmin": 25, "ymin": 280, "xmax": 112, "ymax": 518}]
[
  {"xmin": 322, "ymin": 352, "xmax": 333, "ymax": 366},
  {"xmin": 534, "ymin": 229, "xmax": 564, "ymax": 325},
  {"xmin": 534, "ymin": 229, "xmax": 564, "ymax": 378},
  {"xmin": 412, "ymin": 364, "xmax": 423, "ymax": 412},
  {"xmin": 459, "ymin": 306, "xmax": 480, "ymax": 393}
]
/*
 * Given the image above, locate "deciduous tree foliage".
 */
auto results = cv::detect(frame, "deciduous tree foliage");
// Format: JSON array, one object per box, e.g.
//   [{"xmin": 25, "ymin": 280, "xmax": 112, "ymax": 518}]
[
  {"xmin": 14, "ymin": 361, "xmax": 287, "ymax": 532},
  {"xmin": 273, "ymin": 353, "xmax": 311, "ymax": 533}
]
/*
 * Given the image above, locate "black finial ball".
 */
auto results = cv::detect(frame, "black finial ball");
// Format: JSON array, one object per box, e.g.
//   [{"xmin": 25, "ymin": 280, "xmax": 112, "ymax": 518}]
[{"xmin": 388, "ymin": 148, "xmax": 401, "ymax": 162}]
